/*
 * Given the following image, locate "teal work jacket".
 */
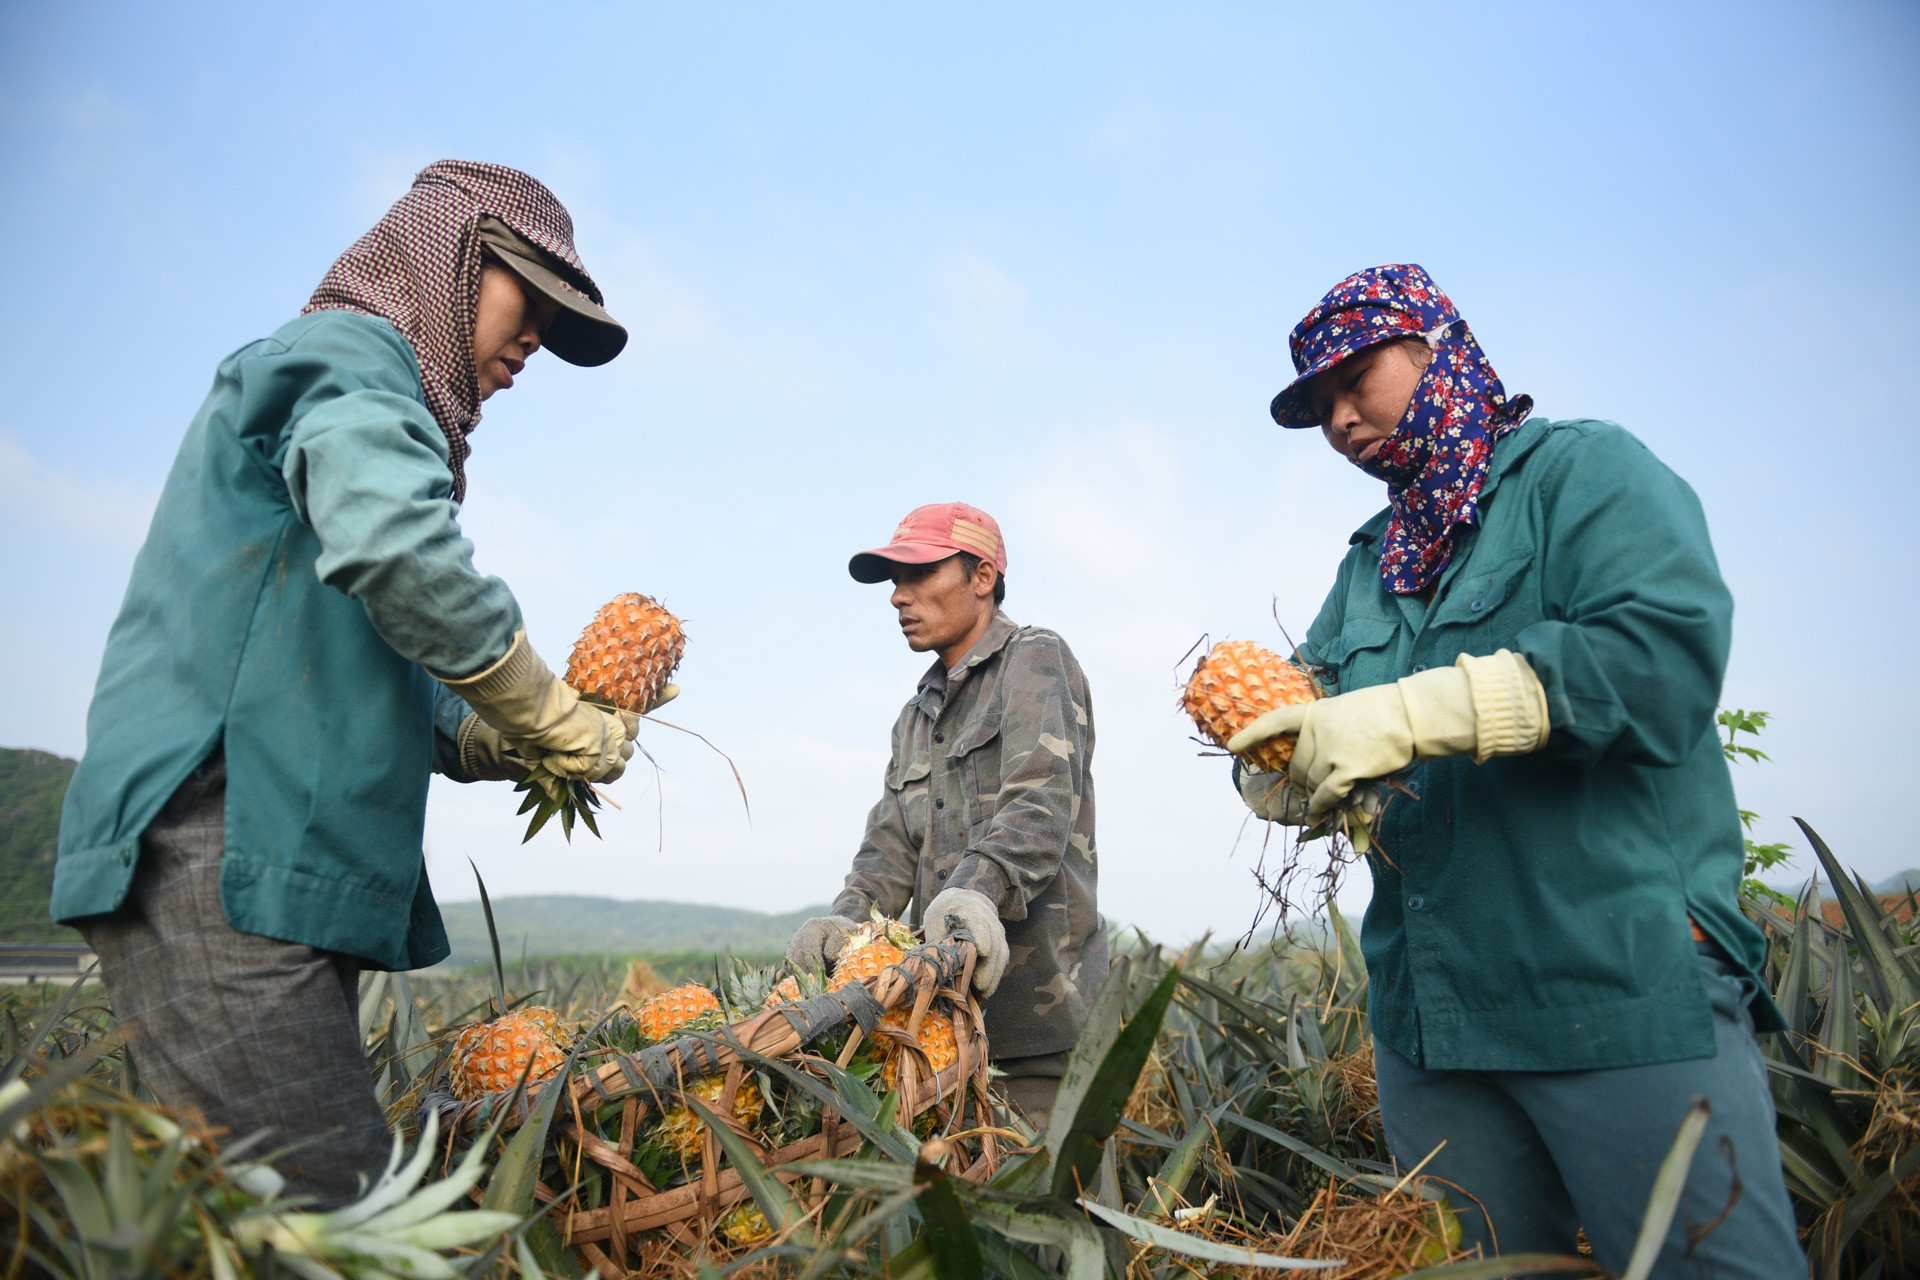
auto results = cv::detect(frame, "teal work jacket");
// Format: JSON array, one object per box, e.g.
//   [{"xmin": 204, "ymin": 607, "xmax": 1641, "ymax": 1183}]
[
  {"xmin": 1297, "ymin": 418, "xmax": 1782, "ymax": 1073},
  {"xmin": 52, "ymin": 312, "xmax": 519, "ymax": 971}
]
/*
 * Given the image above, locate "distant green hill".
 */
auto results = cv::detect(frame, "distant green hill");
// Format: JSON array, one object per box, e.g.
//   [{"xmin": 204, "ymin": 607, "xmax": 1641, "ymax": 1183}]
[
  {"xmin": 430, "ymin": 895, "xmax": 827, "ymax": 969},
  {"xmin": 0, "ymin": 747, "xmax": 83, "ymax": 943},
  {"xmin": 1873, "ymin": 869, "xmax": 1920, "ymax": 896}
]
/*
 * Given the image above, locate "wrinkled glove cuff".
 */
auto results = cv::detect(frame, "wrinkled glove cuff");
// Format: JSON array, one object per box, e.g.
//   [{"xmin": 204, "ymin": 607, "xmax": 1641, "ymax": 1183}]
[
  {"xmin": 1455, "ymin": 649, "xmax": 1551, "ymax": 762},
  {"xmin": 435, "ymin": 628, "xmax": 536, "ymax": 698},
  {"xmin": 456, "ymin": 714, "xmax": 529, "ymax": 782}
]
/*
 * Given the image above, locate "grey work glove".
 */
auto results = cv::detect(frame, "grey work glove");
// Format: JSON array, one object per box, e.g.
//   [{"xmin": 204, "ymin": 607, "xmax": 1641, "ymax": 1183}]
[
  {"xmin": 925, "ymin": 887, "xmax": 1010, "ymax": 998},
  {"xmin": 786, "ymin": 915, "xmax": 859, "ymax": 975},
  {"xmin": 437, "ymin": 629, "xmax": 632, "ymax": 783},
  {"xmin": 456, "ymin": 714, "xmax": 532, "ymax": 782},
  {"xmin": 1236, "ymin": 765, "xmax": 1310, "ymax": 825}
]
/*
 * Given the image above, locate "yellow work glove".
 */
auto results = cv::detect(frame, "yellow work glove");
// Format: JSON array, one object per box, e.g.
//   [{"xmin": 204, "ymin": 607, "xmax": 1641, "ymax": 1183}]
[
  {"xmin": 437, "ymin": 629, "xmax": 634, "ymax": 783},
  {"xmin": 1226, "ymin": 649, "xmax": 1550, "ymax": 817}
]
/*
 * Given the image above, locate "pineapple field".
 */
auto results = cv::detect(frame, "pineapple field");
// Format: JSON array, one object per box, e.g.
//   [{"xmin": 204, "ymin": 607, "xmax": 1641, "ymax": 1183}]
[{"xmin": 3, "ymin": 822, "xmax": 1915, "ymax": 1279}]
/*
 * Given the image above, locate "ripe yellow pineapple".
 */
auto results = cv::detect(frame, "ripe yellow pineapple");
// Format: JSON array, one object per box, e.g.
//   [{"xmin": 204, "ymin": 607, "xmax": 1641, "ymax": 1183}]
[
  {"xmin": 514, "ymin": 592, "xmax": 687, "ymax": 843},
  {"xmin": 634, "ymin": 983, "xmax": 722, "ymax": 1042},
  {"xmin": 763, "ymin": 975, "xmax": 802, "ymax": 1008},
  {"xmin": 718, "ymin": 1201, "xmax": 774, "ymax": 1247},
  {"xmin": 448, "ymin": 1007, "xmax": 570, "ymax": 1100},
  {"xmin": 565, "ymin": 592, "xmax": 686, "ymax": 714},
  {"xmin": 657, "ymin": 1075, "xmax": 765, "ymax": 1161},
  {"xmin": 1181, "ymin": 640, "xmax": 1322, "ymax": 775},
  {"xmin": 875, "ymin": 1007, "xmax": 960, "ymax": 1091},
  {"xmin": 828, "ymin": 913, "xmax": 920, "ymax": 993}
]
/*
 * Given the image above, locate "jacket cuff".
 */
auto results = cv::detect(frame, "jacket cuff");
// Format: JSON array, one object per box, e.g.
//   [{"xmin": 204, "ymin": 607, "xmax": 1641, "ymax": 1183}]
[
  {"xmin": 830, "ymin": 890, "xmax": 872, "ymax": 921},
  {"xmin": 948, "ymin": 855, "xmax": 1016, "ymax": 917},
  {"xmin": 1456, "ymin": 649, "xmax": 1552, "ymax": 762}
]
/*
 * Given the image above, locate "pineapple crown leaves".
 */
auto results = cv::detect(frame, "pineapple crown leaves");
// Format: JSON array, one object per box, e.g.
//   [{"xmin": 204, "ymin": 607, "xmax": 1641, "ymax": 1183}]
[{"xmin": 229, "ymin": 1112, "xmax": 522, "ymax": 1275}]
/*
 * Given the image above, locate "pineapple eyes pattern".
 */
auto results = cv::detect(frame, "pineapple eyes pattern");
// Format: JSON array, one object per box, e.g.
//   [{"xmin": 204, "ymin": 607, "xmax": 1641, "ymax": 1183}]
[
  {"xmin": 565, "ymin": 593, "xmax": 686, "ymax": 712},
  {"xmin": 1182, "ymin": 640, "xmax": 1323, "ymax": 774},
  {"xmin": 1274, "ymin": 264, "xmax": 1534, "ymax": 597}
]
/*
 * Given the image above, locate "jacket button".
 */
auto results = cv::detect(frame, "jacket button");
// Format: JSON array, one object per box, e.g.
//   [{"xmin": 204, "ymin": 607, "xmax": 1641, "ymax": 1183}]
[
  {"xmin": 1411, "ymin": 664, "xmax": 1427, "ymax": 674},
  {"xmin": 935, "ymin": 733, "xmax": 944, "ymax": 743},
  {"xmin": 934, "ymin": 798, "xmax": 945, "ymax": 809},
  {"xmin": 1407, "ymin": 895, "xmax": 1425, "ymax": 911},
  {"xmin": 1470, "ymin": 599, "xmax": 1486, "ymax": 612},
  {"xmin": 937, "ymin": 869, "xmax": 949, "ymax": 880}
]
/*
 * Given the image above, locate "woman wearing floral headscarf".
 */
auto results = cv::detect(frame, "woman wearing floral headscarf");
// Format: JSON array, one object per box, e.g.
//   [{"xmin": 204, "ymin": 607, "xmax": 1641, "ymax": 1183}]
[
  {"xmin": 51, "ymin": 161, "xmax": 658, "ymax": 1204},
  {"xmin": 1229, "ymin": 266, "xmax": 1801, "ymax": 1272}
]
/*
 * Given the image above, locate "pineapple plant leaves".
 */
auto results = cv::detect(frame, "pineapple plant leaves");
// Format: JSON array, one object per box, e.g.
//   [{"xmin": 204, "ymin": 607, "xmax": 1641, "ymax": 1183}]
[
  {"xmin": 1141, "ymin": 1103, "xmax": 1226, "ymax": 1219},
  {"xmin": 681, "ymin": 1093, "xmax": 814, "ymax": 1245},
  {"xmin": 1048, "ymin": 963, "xmax": 1181, "ymax": 1203},
  {"xmin": 1074, "ymin": 1198, "xmax": 1342, "ymax": 1270},
  {"xmin": 912, "ymin": 1148, "xmax": 984, "ymax": 1280},
  {"xmin": 1618, "ymin": 1098, "xmax": 1710, "ymax": 1280},
  {"xmin": 1796, "ymin": 816, "xmax": 1920, "ymax": 1020}
]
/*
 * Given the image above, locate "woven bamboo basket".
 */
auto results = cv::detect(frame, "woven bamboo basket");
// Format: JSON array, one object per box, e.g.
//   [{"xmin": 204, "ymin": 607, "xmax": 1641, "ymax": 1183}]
[{"xmin": 431, "ymin": 939, "xmax": 1000, "ymax": 1276}]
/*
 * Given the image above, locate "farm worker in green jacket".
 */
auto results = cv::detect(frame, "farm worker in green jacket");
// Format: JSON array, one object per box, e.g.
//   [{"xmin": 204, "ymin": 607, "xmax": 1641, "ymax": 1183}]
[
  {"xmin": 50, "ymin": 161, "xmax": 664, "ymax": 1205},
  {"xmin": 1228, "ymin": 266, "xmax": 1802, "ymax": 1274}
]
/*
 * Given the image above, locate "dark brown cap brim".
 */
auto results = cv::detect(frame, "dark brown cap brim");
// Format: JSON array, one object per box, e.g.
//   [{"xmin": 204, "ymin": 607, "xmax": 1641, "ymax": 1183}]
[{"xmin": 476, "ymin": 218, "xmax": 628, "ymax": 367}]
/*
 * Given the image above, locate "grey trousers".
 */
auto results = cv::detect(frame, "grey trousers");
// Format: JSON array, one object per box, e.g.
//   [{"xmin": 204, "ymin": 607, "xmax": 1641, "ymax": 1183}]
[
  {"xmin": 1375, "ymin": 951, "xmax": 1805, "ymax": 1279},
  {"xmin": 81, "ymin": 754, "xmax": 392, "ymax": 1208}
]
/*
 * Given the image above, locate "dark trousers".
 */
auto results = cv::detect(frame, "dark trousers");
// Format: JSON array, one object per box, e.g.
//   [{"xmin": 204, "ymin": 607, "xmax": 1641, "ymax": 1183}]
[
  {"xmin": 80, "ymin": 755, "xmax": 392, "ymax": 1207},
  {"xmin": 996, "ymin": 1049, "xmax": 1069, "ymax": 1130},
  {"xmin": 1375, "ymin": 952, "xmax": 1804, "ymax": 1278}
]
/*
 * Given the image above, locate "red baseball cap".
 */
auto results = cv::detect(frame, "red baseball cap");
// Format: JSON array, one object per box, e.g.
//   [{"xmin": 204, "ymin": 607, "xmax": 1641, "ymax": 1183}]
[{"xmin": 849, "ymin": 502, "xmax": 1008, "ymax": 583}]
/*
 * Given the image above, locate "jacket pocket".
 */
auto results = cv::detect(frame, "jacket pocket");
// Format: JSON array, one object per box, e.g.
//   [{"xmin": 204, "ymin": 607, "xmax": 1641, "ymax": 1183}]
[
  {"xmin": 1319, "ymin": 617, "xmax": 1400, "ymax": 692},
  {"xmin": 1430, "ymin": 552, "xmax": 1537, "ymax": 634},
  {"xmin": 947, "ymin": 712, "xmax": 1001, "ymax": 836},
  {"xmin": 886, "ymin": 756, "xmax": 931, "ymax": 791}
]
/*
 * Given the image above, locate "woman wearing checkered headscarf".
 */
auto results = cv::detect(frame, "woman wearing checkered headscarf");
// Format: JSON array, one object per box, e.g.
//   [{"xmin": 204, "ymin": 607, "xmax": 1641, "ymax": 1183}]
[
  {"xmin": 1228, "ymin": 266, "xmax": 1803, "ymax": 1271},
  {"xmin": 53, "ymin": 161, "xmax": 639, "ymax": 1204}
]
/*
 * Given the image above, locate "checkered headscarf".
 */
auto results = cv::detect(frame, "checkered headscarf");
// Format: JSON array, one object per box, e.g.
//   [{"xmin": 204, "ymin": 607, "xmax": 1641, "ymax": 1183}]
[{"xmin": 303, "ymin": 160, "xmax": 606, "ymax": 502}]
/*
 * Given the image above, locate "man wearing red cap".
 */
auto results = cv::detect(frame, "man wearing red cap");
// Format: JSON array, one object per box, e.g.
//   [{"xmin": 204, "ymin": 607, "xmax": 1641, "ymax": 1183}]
[{"xmin": 786, "ymin": 503, "xmax": 1105, "ymax": 1125}]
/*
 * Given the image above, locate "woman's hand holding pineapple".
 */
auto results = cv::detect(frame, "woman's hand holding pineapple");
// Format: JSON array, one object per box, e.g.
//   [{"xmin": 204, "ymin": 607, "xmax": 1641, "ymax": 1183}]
[
  {"xmin": 440, "ymin": 628, "xmax": 634, "ymax": 783},
  {"xmin": 1228, "ymin": 649, "xmax": 1550, "ymax": 818}
]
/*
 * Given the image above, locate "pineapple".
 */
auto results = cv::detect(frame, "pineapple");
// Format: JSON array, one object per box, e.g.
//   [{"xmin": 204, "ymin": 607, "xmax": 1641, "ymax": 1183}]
[
  {"xmin": 763, "ymin": 976, "xmax": 802, "ymax": 1008},
  {"xmin": 634, "ymin": 983, "xmax": 723, "ymax": 1043},
  {"xmin": 657, "ymin": 1074, "xmax": 765, "ymax": 1162},
  {"xmin": 828, "ymin": 911, "xmax": 920, "ymax": 993},
  {"xmin": 448, "ymin": 1006, "xmax": 570, "ymax": 1101},
  {"xmin": 718, "ymin": 1201, "xmax": 774, "ymax": 1247},
  {"xmin": 875, "ymin": 1007, "xmax": 960, "ymax": 1091},
  {"xmin": 514, "ymin": 592, "xmax": 687, "ymax": 843},
  {"xmin": 565, "ymin": 592, "xmax": 686, "ymax": 714},
  {"xmin": 1181, "ymin": 640, "xmax": 1322, "ymax": 775}
]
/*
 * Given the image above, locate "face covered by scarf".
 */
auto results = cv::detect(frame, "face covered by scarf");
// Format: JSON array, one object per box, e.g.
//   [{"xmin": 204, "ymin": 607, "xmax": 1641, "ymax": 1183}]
[
  {"xmin": 303, "ymin": 160, "xmax": 608, "ymax": 502},
  {"xmin": 1270, "ymin": 264, "xmax": 1532, "ymax": 595}
]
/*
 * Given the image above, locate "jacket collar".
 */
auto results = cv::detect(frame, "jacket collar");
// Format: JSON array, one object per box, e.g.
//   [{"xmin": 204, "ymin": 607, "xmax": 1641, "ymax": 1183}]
[
  {"xmin": 916, "ymin": 611, "xmax": 1017, "ymax": 701},
  {"xmin": 1347, "ymin": 417, "xmax": 1553, "ymax": 548}
]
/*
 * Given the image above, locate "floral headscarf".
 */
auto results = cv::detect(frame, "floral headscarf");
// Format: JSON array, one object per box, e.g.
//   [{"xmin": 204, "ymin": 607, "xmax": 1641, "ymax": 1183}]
[
  {"xmin": 1270, "ymin": 264, "xmax": 1532, "ymax": 595},
  {"xmin": 303, "ymin": 160, "xmax": 606, "ymax": 502}
]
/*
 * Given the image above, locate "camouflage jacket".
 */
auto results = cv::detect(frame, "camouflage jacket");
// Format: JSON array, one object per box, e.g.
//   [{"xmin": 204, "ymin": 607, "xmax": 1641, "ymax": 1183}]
[{"xmin": 831, "ymin": 611, "xmax": 1106, "ymax": 1059}]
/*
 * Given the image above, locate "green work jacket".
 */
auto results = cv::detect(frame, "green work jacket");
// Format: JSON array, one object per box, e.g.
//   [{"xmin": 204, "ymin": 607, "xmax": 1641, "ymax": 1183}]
[
  {"xmin": 52, "ymin": 312, "xmax": 519, "ymax": 971},
  {"xmin": 1297, "ymin": 417, "xmax": 1782, "ymax": 1073}
]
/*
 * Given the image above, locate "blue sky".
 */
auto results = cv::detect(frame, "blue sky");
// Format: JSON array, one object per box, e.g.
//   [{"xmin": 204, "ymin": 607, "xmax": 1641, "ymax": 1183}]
[{"xmin": 2, "ymin": 3, "xmax": 1915, "ymax": 941}]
